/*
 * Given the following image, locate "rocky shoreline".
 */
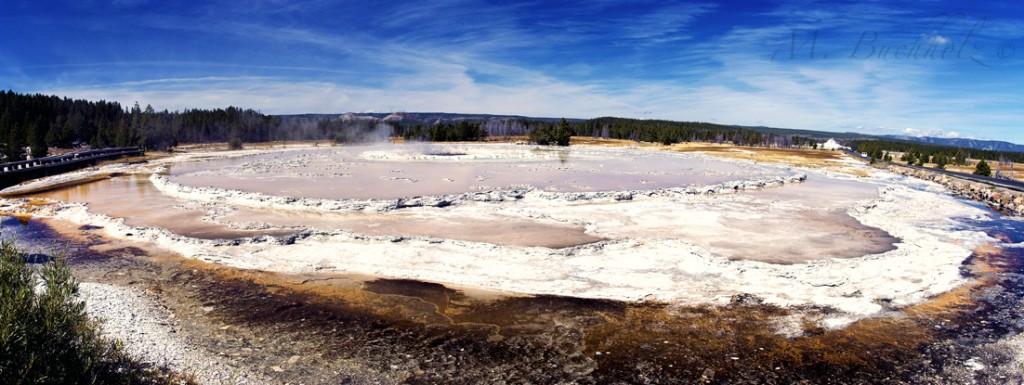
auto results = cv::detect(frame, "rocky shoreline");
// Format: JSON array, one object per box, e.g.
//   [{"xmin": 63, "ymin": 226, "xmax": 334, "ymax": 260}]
[
  {"xmin": 885, "ymin": 165, "xmax": 1024, "ymax": 216},
  {"xmin": 80, "ymin": 282, "xmax": 268, "ymax": 385}
]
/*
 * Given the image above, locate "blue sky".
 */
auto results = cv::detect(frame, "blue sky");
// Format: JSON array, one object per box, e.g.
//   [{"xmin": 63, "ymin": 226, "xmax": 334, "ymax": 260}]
[{"xmin": 1, "ymin": 0, "xmax": 1022, "ymax": 141}]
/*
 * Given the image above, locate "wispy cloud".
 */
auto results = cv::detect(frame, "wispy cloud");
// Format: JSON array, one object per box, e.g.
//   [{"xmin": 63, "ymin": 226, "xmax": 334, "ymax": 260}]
[
  {"xmin": 902, "ymin": 127, "xmax": 962, "ymax": 138},
  {"xmin": 6, "ymin": 0, "xmax": 1023, "ymax": 141}
]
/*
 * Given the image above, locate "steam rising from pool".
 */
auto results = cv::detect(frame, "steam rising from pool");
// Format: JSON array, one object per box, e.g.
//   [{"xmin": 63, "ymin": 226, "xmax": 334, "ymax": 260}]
[{"xmin": 166, "ymin": 143, "xmax": 799, "ymax": 200}]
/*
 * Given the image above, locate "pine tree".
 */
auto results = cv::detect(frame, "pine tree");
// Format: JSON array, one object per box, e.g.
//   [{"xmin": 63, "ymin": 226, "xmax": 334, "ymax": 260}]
[
  {"xmin": 553, "ymin": 118, "xmax": 573, "ymax": 146},
  {"xmin": 27, "ymin": 117, "xmax": 47, "ymax": 158},
  {"xmin": 2, "ymin": 106, "xmax": 26, "ymax": 161},
  {"xmin": 974, "ymin": 160, "xmax": 992, "ymax": 177},
  {"xmin": 0, "ymin": 106, "xmax": 11, "ymax": 161}
]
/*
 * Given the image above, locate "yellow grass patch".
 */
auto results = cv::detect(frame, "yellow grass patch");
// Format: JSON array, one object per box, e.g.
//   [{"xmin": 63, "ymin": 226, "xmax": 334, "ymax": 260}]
[
  {"xmin": 668, "ymin": 142, "xmax": 849, "ymax": 169},
  {"xmin": 569, "ymin": 137, "xmax": 658, "ymax": 147}
]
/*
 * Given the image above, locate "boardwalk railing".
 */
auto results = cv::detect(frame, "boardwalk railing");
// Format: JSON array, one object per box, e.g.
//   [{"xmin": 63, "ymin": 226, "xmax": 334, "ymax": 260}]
[{"xmin": 0, "ymin": 147, "xmax": 144, "ymax": 190}]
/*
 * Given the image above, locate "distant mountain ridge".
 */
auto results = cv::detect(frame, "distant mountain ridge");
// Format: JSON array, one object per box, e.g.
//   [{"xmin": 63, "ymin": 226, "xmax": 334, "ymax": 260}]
[
  {"xmin": 277, "ymin": 112, "xmax": 578, "ymax": 124},
  {"xmin": 882, "ymin": 135, "xmax": 1024, "ymax": 153},
  {"xmin": 276, "ymin": 112, "xmax": 1024, "ymax": 153}
]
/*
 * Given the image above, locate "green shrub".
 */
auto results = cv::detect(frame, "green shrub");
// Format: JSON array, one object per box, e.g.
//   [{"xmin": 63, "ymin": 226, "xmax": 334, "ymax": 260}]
[
  {"xmin": 0, "ymin": 240, "xmax": 188, "ymax": 385},
  {"xmin": 228, "ymin": 137, "xmax": 244, "ymax": 150},
  {"xmin": 528, "ymin": 118, "xmax": 573, "ymax": 146},
  {"xmin": 974, "ymin": 160, "xmax": 992, "ymax": 177}
]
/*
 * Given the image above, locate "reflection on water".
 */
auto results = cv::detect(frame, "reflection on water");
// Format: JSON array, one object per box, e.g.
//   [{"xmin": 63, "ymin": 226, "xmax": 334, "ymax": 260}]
[{"xmin": 1, "ymin": 215, "xmax": 59, "ymax": 251}]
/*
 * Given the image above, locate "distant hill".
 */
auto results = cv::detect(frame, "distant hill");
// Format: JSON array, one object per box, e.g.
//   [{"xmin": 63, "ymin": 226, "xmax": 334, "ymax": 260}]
[
  {"xmin": 737, "ymin": 125, "xmax": 876, "ymax": 141},
  {"xmin": 276, "ymin": 112, "xmax": 1024, "ymax": 154},
  {"xmin": 882, "ymin": 135, "xmax": 1024, "ymax": 153},
  {"xmin": 276, "ymin": 112, "xmax": 578, "ymax": 124}
]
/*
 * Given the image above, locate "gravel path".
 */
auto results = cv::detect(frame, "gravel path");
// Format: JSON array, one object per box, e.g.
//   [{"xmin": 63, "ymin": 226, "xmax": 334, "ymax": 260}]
[{"xmin": 79, "ymin": 282, "xmax": 269, "ymax": 385}]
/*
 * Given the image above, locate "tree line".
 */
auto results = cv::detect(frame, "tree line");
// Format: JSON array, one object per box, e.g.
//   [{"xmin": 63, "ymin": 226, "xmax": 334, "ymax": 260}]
[
  {"xmin": 0, "ymin": 90, "xmax": 280, "ymax": 161},
  {"xmin": 848, "ymin": 139, "xmax": 1024, "ymax": 164},
  {"xmin": 5, "ymin": 90, "xmax": 908, "ymax": 163},
  {"xmin": 572, "ymin": 117, "xmax": 819, "ymax": 148},
  {"xmin": 396, "ymin": 120, "xmax": 488, "ymax": 142}
]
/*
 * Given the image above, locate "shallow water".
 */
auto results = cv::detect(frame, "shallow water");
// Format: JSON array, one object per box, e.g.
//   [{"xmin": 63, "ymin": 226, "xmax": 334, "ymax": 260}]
[
  {"xmin": 749, "ymin": 172, "xmax": 882, "ymax": 208},
  {"xmin": 534, "ymin": 172, "xmax": 898, "ymax": 263},
  {"xmin": 168, "ymin": 144, "xmax": 794, "ymax": 200},
  {"xmin": 27, "ymin": 173, "xmax": 602, "ymax": 248},
  {"xmin": 16, "ymin": 151, "xmax": 899, "ymax": 261},
  {"xmin": 12, "ymin": 144, "xmax": 989, "ymax": 324},
  {"xmin": 222, "ymin": 207, "xmax": 604, "ymax": 248},
  {"xmin": 0, "ymin": 215, "xmax": 59, "ymax": 250},
  {"xmin": 32, "ymin": 174, "xmax": 295, "ymax": 240}
]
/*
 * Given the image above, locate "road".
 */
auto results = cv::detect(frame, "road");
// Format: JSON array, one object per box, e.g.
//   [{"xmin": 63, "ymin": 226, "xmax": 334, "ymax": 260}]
[{"xmin": 843, "ymin": 149, "xmax": 1024, "ymax": 192}]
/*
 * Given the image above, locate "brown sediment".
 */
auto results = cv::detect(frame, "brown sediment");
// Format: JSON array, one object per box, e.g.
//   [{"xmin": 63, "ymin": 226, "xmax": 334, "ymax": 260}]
[
  {"xmin": 582, "ymin": 303, "xmax": 934, "ymax": 383},
  {"xmin": 113, "ymin": 249, "xmax": 967, "ymax": 384},
  {"xmin": 904, "ymin": 283, "xmax": 984, "ymax": 319},
  {"xmin": 25, "ymin": 198, "xmax": 53, "ymax": 206},
  {"xmin": 12, "ymin": 215, "xmax": 1023, "ymax": 384},
  {"xmin": 0, "ymin": 200, "xmax": 41, "ymax": 224}
]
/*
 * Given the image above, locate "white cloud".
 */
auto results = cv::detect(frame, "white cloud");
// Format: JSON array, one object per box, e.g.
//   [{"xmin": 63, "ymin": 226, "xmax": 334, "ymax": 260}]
[
  {"xmin": 901, "ymin": 127, "xmax": 962, "ymax": 138},
  {"xmin": 40, "ymin": 75, "xmax": 630, "ymax": 118},
  {"xmin": 928, "ymin": 34, "xmax": 949, "ymax": 45}
]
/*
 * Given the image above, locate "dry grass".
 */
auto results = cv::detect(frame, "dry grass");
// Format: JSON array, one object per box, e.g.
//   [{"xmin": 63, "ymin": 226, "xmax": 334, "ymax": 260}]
[
  {"xmin": 172, "ymin": 140, "xmax": 328, "ymax": 152},
  {"xmin": 569, "ymin": 137, "xmax": 658, "ymax": 147},
  {"xmin": 667, "ymin": 142, "xmax": 849, "ymax": 168},
  {"xmin": 883, "ymin": 150, "xmax": 1023, "ymax": 181}
]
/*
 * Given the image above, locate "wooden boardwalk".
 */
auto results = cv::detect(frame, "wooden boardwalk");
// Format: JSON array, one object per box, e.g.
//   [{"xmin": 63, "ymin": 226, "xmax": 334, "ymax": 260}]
[{"xmin": 0, "ymin": 147, "xmax": 144, "ymax": 190}]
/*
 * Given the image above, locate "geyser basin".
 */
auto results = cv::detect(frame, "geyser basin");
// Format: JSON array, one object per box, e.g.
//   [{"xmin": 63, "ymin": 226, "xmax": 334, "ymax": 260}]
[
  {"xmin": 9, "ymin": 143, "xmax": 993, "ymax": 327},
  {"xmin": 167, "ymin": 143, "xmax": 795, "ymax": 200}
]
